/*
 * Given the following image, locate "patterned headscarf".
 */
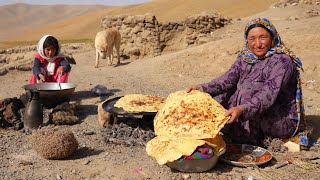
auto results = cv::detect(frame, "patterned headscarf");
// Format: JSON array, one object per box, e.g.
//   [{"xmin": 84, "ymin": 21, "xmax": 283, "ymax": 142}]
[{"xmin": 239, "ymin": 18, "xmax": 305, "ymax": 136}]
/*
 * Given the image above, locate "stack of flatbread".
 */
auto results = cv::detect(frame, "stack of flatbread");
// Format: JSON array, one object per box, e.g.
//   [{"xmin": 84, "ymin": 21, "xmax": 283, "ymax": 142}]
[
  {"xmin": 146, "ymin": 90, "xmax": 230, "ymax": 165},
  {"xmin": 114, "ymin": 94, "xmax": 166, "ymax": 113}
]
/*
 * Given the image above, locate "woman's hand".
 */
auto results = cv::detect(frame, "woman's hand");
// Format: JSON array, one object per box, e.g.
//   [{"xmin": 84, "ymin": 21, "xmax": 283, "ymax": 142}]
[
  {"xmin": 185, "ymin": 85, "xmax": 203, "ymax": 93},
  {"xmin": 224, "ymin": 106, "xmax": 244, "ymax": 124},
  {"xmin": 39, "ymin": 74, "xmax": 45, "ymax": 83}
]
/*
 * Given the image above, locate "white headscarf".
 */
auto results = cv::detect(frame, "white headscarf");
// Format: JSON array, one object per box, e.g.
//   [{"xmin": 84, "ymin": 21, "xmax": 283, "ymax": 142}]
[{"xmin": 37, "ymin": 35, "xmax": 64, "ymax": 75}]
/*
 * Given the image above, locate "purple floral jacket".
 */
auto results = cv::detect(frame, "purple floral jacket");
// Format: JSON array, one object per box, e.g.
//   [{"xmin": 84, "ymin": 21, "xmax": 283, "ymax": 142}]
[{"xmin": 201, "ymin": 54, "xmax": 298, "ymax": 144}]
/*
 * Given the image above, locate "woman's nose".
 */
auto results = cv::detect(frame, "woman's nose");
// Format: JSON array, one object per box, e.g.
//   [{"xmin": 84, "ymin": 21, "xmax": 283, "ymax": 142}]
[{"xmin": 254, "ymin": 39, "xmax": 262, "ymax": 47}]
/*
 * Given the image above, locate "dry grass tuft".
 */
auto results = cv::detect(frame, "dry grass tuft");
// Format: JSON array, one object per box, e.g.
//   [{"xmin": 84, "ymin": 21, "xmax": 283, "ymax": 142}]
[
  {"xmin": 30, "ymin": 128, "xmax": 79, "ymax": 159},
  {"xmin": 263, "ymin": 138, "xmax": 288, "ymax": 153}
]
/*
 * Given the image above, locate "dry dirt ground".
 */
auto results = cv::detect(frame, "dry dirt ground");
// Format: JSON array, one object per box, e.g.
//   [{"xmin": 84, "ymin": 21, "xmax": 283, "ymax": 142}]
[{"xmin": 1, "ymin": 4, "xmax": 320, "ymax": 180}]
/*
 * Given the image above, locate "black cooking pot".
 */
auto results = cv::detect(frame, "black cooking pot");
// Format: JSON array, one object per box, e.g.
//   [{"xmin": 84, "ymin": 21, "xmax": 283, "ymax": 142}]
[{"xmin": 22, "ymin": 83, "xmax": 77, "ymax": 108}]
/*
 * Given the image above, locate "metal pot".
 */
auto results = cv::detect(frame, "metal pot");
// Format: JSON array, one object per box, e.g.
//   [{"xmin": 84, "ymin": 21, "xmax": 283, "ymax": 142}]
[
  {"xmin": 166, "ymin": 148, "xmax": 226, "ymax": 173},
  {"xmin": 22, "ymin": 83, "xmax": 77, "ymax": 108}
]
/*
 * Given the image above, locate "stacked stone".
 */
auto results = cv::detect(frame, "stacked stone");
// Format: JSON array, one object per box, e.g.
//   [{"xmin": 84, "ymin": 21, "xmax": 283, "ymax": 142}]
[
  {"xmin": 101, "ymin": 12, "xmax": 231, "ymax": 59},
  {"xmin": 184, "ymin": 13, "xmax": 231, "ymax": 45},
  {"xmin": 0, "ymin": 46, "xmax": 36, "ymax": 54},
  {"xmin": 158, "ymin": 21, "xmax": 185, "ymax": 48},
  {"xmin": 275, "ymin": 0, "xmax": 319, "ymax": 7},
  {"xmin": 301, "ymin": 0, "xmax": 320, "ymax": 5},
  {"xmin": 101, "ymin": 13, "xmax": 162, "ymax": 59}
]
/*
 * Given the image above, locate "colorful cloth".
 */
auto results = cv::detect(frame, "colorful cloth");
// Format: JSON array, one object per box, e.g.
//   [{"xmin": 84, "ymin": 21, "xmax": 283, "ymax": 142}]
[
  {"xmin": 178, "ymin": 147, "xmax": 214, "ymax": 162},
  {"xmin": 240, "ymin": 18, "xmax": 305, "ymax": 136}
]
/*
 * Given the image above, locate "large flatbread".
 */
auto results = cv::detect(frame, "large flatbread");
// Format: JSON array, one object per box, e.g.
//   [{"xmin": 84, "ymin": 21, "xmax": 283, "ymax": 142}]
[
  {"xmin": 146, "ymin": 134, "xmax": 226, "ymax": 165},
  {"xmin": 114, "ymin": 94, "xmax": 166, "ymax": 113},
  {"xmin": 154, "ymin": 90, "xmax": 230, "ymax": 139}
]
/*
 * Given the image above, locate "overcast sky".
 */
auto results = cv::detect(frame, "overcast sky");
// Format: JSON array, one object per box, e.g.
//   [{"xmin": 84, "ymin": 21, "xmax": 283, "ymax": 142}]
[{"xmin": 0, "ymin": 0, "xmax": 152, "ymax": 6}]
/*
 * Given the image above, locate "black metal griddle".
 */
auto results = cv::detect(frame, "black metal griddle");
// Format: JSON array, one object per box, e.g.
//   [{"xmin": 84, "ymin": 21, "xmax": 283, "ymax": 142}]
[
  {"xmin": 102, "ymin": 96, "xmax": 156, "ymax": 130},
  {"xmin": 102, "ymin": 96, "xmax": 157, "ymax": 117}
]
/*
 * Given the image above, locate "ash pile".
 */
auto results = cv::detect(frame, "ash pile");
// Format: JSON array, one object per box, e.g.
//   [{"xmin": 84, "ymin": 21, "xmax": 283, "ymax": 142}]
[{"xmin": 102, "ymin": 116, "xmax": 155, "ymax": 146}]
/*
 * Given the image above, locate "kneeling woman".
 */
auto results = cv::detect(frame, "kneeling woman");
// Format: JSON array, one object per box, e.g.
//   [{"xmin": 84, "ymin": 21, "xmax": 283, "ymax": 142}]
[
  {"xmin": 186, "ymin": 18, "xmax": 306, "ymax": 146},
  {"xmin": 30, "ymin": 35, "xmax": 71, "ymax": 84}
]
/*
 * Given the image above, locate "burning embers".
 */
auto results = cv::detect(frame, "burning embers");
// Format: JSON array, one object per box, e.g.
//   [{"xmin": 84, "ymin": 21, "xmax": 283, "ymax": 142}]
[{"xmin": 102, "ymin": 115, "xmax": 155, "ymax": 146}]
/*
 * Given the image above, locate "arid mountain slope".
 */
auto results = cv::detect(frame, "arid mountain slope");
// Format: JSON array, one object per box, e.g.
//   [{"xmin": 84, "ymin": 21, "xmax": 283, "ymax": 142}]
[
  {"xmin": 120, "ymin": 0, "xmax": 279, "ymax": 21},
  {"xmin": 0, "ymin": 3, "xmax": 108, "ymax": 43},
  {"xmin": 0, "ymin": 0, "xmax": 278, "ymax": 48}
]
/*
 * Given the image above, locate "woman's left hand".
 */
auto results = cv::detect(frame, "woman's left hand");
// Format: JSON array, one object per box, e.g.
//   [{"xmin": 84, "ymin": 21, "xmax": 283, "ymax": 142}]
[{"xmin": 224, "ymin": 106, "xmax": 244, "ymax": 124}]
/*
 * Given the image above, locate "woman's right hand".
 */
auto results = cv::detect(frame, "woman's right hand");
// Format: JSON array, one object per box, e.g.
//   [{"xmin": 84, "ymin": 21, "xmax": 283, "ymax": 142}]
[
  {"xmin": 39, "ymin": 74, "xmax": 45, "ymax": 83},
  {"xmin": 185, "ymin": 85, "xmax": 203, "ymax": 93},
  {"xmin": 224, "ymin": 106, "xmax": 244, "ymax": 124}
]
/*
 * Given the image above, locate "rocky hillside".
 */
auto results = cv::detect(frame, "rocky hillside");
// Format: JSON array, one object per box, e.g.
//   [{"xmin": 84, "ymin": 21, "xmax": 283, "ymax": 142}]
[{"xmin": 0, "ymin": 0, "xmax": 279, "ymax": 49}]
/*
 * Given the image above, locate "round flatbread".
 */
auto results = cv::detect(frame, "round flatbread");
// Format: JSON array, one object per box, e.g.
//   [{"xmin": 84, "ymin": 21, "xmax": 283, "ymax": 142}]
[
  {"xmin": 146, "ymin": 134, "xmax": 226, "ymax": 165},
  {"xmin": 114, "ymin": 94, "xmax": 166, "ymax": 113},
  {"xmin": 154, "ymin": 90, "xmax": 230, "ymax": 139}
]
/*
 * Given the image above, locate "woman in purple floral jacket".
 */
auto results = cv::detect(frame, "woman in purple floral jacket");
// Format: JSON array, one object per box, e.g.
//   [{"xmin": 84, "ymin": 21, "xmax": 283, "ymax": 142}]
[{"xmin": 186, "ymin": 18, "xmax": 305, "ymax": 145}]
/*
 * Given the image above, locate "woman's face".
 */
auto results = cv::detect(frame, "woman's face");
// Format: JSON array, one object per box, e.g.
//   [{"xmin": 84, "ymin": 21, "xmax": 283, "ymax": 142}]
[
  {"xmin": 247, "ymin": 27, "xmax": 273, "ymax": 57},
  {"xmin": 44, "ymin": 45, "xmax": 57, "ymax": 58}
]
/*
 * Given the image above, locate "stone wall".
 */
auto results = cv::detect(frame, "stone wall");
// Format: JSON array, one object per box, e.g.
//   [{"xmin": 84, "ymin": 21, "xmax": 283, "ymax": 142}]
[
  {"xmin": 101, "ymin": 13, "xmax": 161, "ymax": 59},
  {"xmin": 100, "ymin": 12, "xmax": 231, "ymax": 59},
  {"xmin": 275, "ymin": 0, "xmax": 320, "ymax": 7},
  {"xmin": 182, "ymin": 13, "xmax": 230, "ymax": 45}
]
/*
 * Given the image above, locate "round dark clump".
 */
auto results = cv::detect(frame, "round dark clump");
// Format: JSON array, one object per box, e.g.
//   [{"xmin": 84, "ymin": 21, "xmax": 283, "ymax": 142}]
[{"xmin": 30, "ymin": 128, "xmax": 79, "ymax": 159}]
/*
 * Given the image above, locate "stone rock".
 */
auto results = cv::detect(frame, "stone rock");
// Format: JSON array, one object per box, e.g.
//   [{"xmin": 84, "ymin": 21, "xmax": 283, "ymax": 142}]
[
  {"xmin": 197, "ymin": 37, "xmax": 210, "ymax": 44},
  {"xmin": 128, "ymin": 47, "xmax": 141, "ymax": 56},
  {"xmin": 16, "ymin": 64, "xmax": 32, "ymax": 71},
  {"xmin": 50, "ymin": 102, "xmax": 79, "ymax": 125},
  {"xmin": 0, "ymin": 97, "xmax": 24, "ymax": 130},
  {"xmin": 131, "ymin": 26, "xmax": 142, "ymax": 34},
  {"xmin": 98, "ymin": 101, "xmax": 111, "ymax": 128},
  {"xmin": 0, "ymin": 67, "xmax": 8, "ymax": 76}
]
